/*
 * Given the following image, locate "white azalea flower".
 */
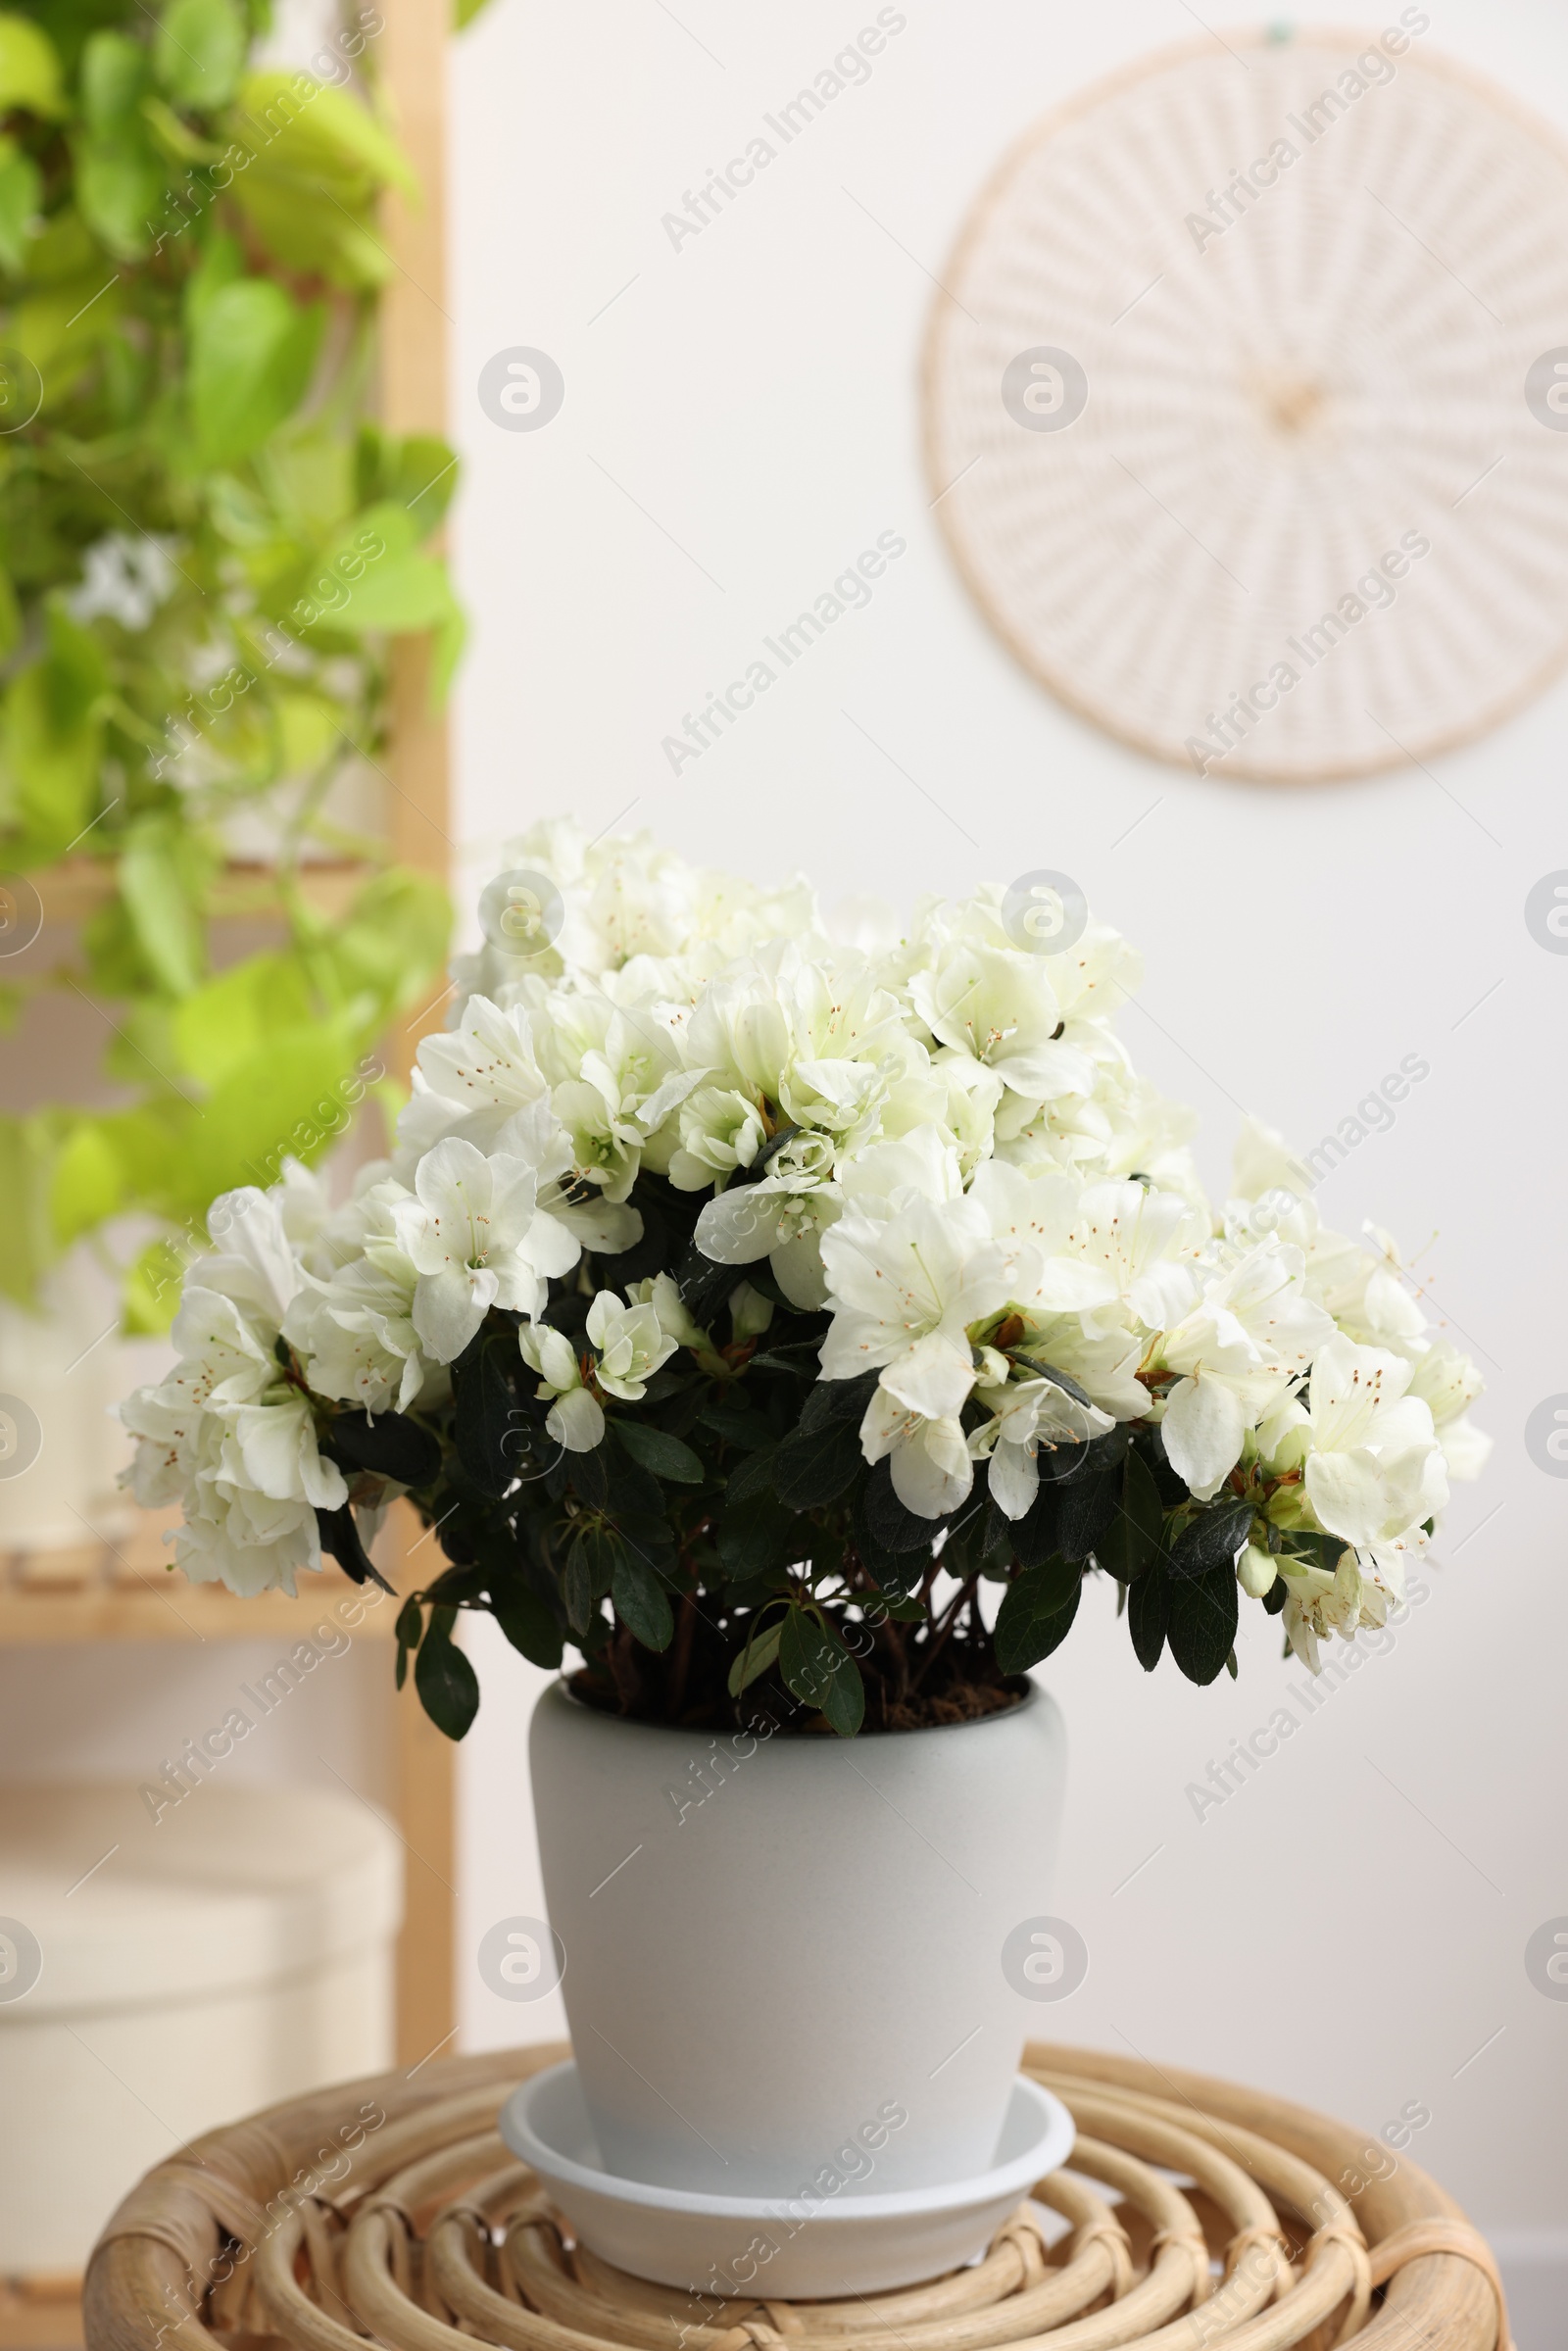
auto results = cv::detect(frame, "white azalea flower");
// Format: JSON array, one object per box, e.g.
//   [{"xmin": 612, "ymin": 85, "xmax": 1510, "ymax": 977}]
[
  {"xmin": 1158, "ymin": 1242, "xmax": 1334, "ymax": 1499},
  {"xmin": 395, "ymin": 994, "xmax": 551, "ymax": 1172},
  {"xmin": 118, "ymin": 1287, "xmax": 277, "ymax": 1505},
  {"xmin": 1406, "ymin": 1341, "xmax": 1491, "ymax": 1480},
  {"xmin": 908, "ymin": 943, "xmax": 1073, "ymax": 1099},
  {"xmin": 232, "ymin": 1392, "xmax": 348, "ymax": 1511},
  {"xmin": 586, "ymin": 1289, "xmax": 677, "ymax": 1400},
  {"xmin": 628, "ymin": 1271, "xmax": 710, "ymax": 1351},
  {"xmin": 820, "ymin": 1195, "xmax": 1008, "ymax": 1422},
  {"xmin": 201, "ymin": 1187, "xmax": 303, "ymax": 1323},
  {"xmin": 1061, "ymin": 1179, "xmax": 1207, "ymax": 1331},
  {"xmin": 668, "ymin": 1086, "xmax": 769, "ymax": 1190},
  {"xmin": 1298, "ymin": 1336, "xmax": 1448, "ymax": 1547},
  {"xmin": 392, "ymin": 1137, "xmax": 574, "ymax": 1362},
  {"xmin": 971, "ymin": 1373, "xmax": 1114, "ymax": 1520},
  {"xmin": 178, "ymin": 1427, "xmax": 329, "ymax": 1597},
  {"xmin": 518, "ymin": 1322, "xmax": 605, "ymax": 1452},
  {"xmin": 859, "ymin": 1387, "xmax": 974, "ymax": 1517},
  {"xmin": 695, "ymin": 1177, "xmax": 842, "ymax": 1309}
]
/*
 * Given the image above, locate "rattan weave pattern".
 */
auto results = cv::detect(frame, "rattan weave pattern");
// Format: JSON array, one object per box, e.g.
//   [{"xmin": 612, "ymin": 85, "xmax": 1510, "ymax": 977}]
[{"xmin": 82, "ymin": 2042, "xmax": 1507, "ymax": 2351}]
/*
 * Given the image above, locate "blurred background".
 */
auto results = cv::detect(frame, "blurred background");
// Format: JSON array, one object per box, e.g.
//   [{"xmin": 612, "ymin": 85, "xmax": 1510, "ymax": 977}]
[{"xmin": 0, "ymin": 0, "xmax": 1562, "ymax": 2344}]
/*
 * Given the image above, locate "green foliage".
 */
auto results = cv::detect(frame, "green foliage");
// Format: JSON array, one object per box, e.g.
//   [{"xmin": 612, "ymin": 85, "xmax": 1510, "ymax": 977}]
[{"xmin": 0, "ymin": 0, "xmax": 462, "ymax": 1312}]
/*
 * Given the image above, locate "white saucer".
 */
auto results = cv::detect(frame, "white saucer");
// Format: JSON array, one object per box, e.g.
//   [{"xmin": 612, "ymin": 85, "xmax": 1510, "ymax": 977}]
[{"xmin": 498, "ymin": 2060, "xmax": 1075, "ymax": 2298}]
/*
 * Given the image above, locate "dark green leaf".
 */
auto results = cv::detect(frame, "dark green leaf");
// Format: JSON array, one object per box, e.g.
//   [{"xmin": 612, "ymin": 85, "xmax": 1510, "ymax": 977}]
[
  {"xmin": 697, "ymin": 1397, "xmax": 773, "ymax": 1450},
  {"xmin": 1169, "ymin": 1499, "xmax": 1254, "ymax": 1581},
  {"xmin": 608, "ymin": 1510, "xmax": 677, "ymax": 1568},
  {"xmin": 1167, "ymin": 1562, "xmax": 1240, "ymax": 1687},
  {"xmin": 612, "ymin": 1420, "xmax": 704, "ymax": 1484},
  {"xmin": 798, "ymin": 1368, "xmax": 877, "ymax": 1434},
  {"xmin": 424, "ymin": 1564, "xmax": 486, "ymax": 1606},
  {"xmin": 1010, "ymin": 1356, "xmax": 1096, "ymax": 1410},
  {"xmin": 568, "ymin": 1443, "xmax": 609, "ymax": 1514},
  {"xmin": 716, "ymin": 1491, "xmax": 795, "ymax": 1581},
  {"xmin": 1134, "ymin": 1423, "xmax": 1188, "ymax": 1506},
  {"xmin": 612, "ymin": 1549, "xmax": 674, "ymax": 1651},
  {"xmin": 674, "ymin": 1241, "xmax": 742, "ymax": 1329},
  {"xmin": 394, "ymin": 1593, "xmax": 421, "ymax": 1689},
  {"xmin": 724, "ymin": 1445, "xmax": 778, "ymax": 1505},
  {"xmin": 1056, "ymin": 1464, "xmax": 1119, "ymax": 1563},
  {"xmin": 414, "ymin": 1609, "xmax": 479, "ymax": 1739},
  {"xmin": 749, "ymin": 1343, "xmax": 826, "ymax": 1374},
  {"xmin": 1096, "ymin": 1447, "xmax": 1164, "ymax": 1583},
  {"xmin": 315, "ymin": 1502, "xmax": 393, "ymax": 1591},
  {"xmin": 600, "ymin": 1437, "xmax": 664, "ymax": 1522},
  {"xmin": 1009, "ymin": 1479, "xmax": 1064, "ymax": 1569},
  {"xmin": 1129, "ymin": 1567, "xmax": 1169, "ymax": 1673},
  {"xmin": 564, "ymin": 1525, "xmax": 618, "ymax": 1635},
  {"xmin": 1261, "ymin": 1576, "xmax": 1288, "ymax": 1617},
  {"xmin": 994, "ymin": 1557, "xmax": 1082, "ymax": 1674},
  {"xmin": 495, "ymin": 1587, "xmax": 564, "ymax": 1670},
  {"xmin": 772, "ymin": 1417, "xmax": 861, "ymax": 1509},
  {"xmin": 453, "ymin": 1335, "xmax": 520, "ymax": 1497},
  {"xmin": 328, "ymin": 1407, "xmax": 442, "ymax": 1489},
  {"xmin": 778, "ymin": 1606, "xmax": 863, "ymax": 1736}
]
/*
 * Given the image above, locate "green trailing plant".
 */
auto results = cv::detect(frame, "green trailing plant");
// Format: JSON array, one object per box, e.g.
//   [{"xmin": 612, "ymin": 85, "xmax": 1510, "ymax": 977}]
[{"xmin": 0, "ymin": 0, "xmax": 459, "ymax": 1322}]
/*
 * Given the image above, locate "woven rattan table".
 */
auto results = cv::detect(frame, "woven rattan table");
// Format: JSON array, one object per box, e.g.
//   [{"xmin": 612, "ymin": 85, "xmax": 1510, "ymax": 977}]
[{"xmin": 82, "ymin": 2041, "xmax": 1510, "ymax": 2351}]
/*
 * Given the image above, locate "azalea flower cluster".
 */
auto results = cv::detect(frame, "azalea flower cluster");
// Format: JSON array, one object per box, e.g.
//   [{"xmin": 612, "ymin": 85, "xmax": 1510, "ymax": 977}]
[{"xmin": 119, "ymin": 822, "xmax": 1487, "ymax": 1732}]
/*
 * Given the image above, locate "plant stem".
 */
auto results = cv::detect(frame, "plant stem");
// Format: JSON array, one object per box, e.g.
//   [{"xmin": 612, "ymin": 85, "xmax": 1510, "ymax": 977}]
[
  {"xmin": 910, "ymin": 1571, "xmax": 981, "ymax": 1690},
  {"xmin": 666, "ymin": 1592, "xmax": 697, "ymax": 1721}
]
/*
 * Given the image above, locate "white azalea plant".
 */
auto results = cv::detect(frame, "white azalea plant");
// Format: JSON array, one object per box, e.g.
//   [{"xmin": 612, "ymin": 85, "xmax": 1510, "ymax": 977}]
[{"xmin": 119, "ymin": 824, "xmax": 1487, "ymax": 1737}]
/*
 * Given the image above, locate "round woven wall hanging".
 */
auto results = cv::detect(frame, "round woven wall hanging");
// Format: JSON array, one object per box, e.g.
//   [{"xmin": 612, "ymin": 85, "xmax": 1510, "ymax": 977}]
[{"xmin": 923, "ymin": 26, "xmax": 1568, "ymax": 783}]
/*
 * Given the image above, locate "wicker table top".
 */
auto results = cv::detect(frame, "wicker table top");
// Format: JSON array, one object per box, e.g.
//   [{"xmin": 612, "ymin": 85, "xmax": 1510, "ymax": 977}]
[{"xmin": 82, "ymin": 2041, "xmax": 1509, "ymax": 2351}]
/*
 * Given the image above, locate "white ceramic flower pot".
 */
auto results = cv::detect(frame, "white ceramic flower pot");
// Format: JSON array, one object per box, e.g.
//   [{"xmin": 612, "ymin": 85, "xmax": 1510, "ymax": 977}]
[{"xmin": 528, "ymin": 1680, "xmax": 1065, "ymax": 2199}]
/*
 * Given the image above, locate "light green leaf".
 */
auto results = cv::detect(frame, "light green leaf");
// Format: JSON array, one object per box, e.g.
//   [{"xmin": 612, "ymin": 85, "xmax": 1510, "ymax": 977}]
[
  {"xmin": 0, "ymin": 558, "xmax": 20, "ymax": 659},
  {"xmin": 14, "ymin": 273, "xmax": 122, "ymax": 391},
  {"xmin": 229, "ymin": 73, "xmax": 416, "ymax": 197},
  {"xmin": 0, "ymin": 136, "xmax": 40, "ymax": 275},
  {"xmin": 155, "ymin": 0, "xmax": 245, "ymax": 111},
  {"xmin": 182, "ymin": 228, "xmax": 242, "ymax": 333},
  {"xmin": 726, "ymin": 1615, "xmax": 783, "ymax": 1696},
  {"xmin": 188, "ymin": 277, "xmax": 322, "ymax": 466},
  {"xmin": 119, "ymin": 813, "xmax": 207, "ymax": 997},
  {"xmin": 47, "ymin": 1118, "xmax": 126, "ymax": 1249},
  {"xmin": 313, "ymin": 868, "xmax": 451, "ymax": 1021},
  {"xmin": 3, "ymin": 607, "xmax": 108, "ymax": 858},
  {"xmin": 171, "ymin": 950, "xmax": 314, "ymax": 1084},
  {"xmin": 140, "ymin": 92, "xmax": 223, "ymax": 164},
  {"xmin": 222, "ymin": 73, "xmax": 415, "ymax": 288},
  {"xmin": 174, "ymin": 1016, "xmax": 362, "ymax": 1208},
  {"xmin": 294, "ymin": 500, "xmax": 459, "ymax": 640},
  {"xmin": 74, "ymin": 131, "xmax": 166, "ymax": 260},
  {"xmin": 0, "ymin": 1114, "xmax": 54, "ymax": 1304},
  {"xmin": 81, "ymin": 30, "xmax": 149, "ymax": 132},
  {"xmin": 0, "ymin": 14, "xmax": 64, "ymax": 119},
  {"xmin": 122, "ymin": 1236, "xmax": 188, "ymax": 1333}
]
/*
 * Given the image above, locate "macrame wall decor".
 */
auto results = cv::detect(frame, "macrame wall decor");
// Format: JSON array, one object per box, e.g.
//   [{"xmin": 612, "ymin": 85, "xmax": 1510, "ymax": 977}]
[{"xmin": 924, "ymin": 25, "xmax": 1568, "ymax": 783}]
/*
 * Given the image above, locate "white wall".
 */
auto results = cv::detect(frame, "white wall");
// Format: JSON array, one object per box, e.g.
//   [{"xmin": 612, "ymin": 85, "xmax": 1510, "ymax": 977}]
[{"xmin": 447, "ymin": 0, "xmax": 1567, "ymax": 2318}]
